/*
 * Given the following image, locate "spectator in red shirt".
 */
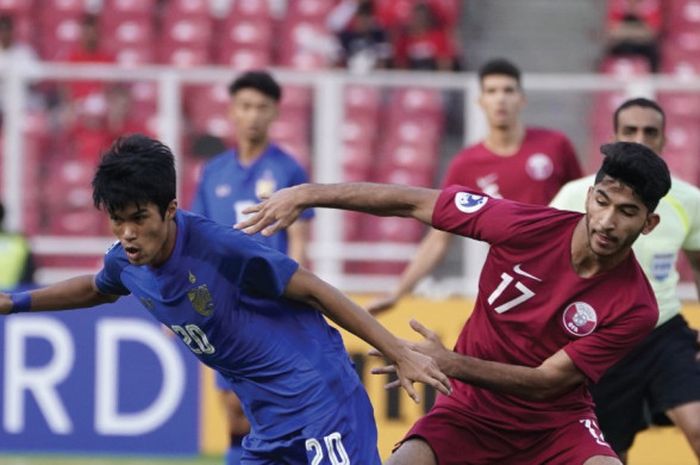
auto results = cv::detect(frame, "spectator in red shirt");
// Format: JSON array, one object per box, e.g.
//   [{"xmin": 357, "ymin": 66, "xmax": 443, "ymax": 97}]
[
  {"xmin": 66, "ymin": 14, "xmax": 114, "ymax": 100},
  {"xmin": 605, "ymin": 0, "xmax": 661, "ymax": 72},
  {"xmin": 393, "ymin": 2, "xmax": 457, "ymax": 71}
]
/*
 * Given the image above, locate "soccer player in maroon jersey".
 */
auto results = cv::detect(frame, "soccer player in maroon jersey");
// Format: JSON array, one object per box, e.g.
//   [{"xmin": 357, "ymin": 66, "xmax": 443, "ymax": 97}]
[
  {"xmin": 367, "ymin": 58, "xmax": 583, "ymax": 315},
  {"xmin": 236, "ymin": 141, "xmax": 671, "ymax": 465}
]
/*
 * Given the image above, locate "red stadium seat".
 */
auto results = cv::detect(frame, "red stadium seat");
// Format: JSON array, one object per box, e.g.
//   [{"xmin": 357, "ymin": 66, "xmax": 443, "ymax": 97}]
[
  {"xmin": 599, "ymin": 55, "xmax": 651, "ymax": 76},
  {"xmin": 39, "ymin": 16, "xmax": 82, "ymax": 60},
  {"xmin": 102, "ymin": 0, "xmax": 157, "ymax": 14},
  {"xmin": 218, "ymin": 47, "xmax": 272, "ymax": 69},
  {"xmin": 0, "ymin": 0, "xmax": 33, "ymax": 14},
  {"xmin": 344, "ymin": 85, "xmax": 382, "ymax": 120},
  {"xmin": 287, "ymin": 0, "xmax": 337, "ymax": 20},
  {"xmin": 167, "ymin": 0, "xmax": 210, "ymax": 15},
  {"xmin": 231, "ymin": 0, "xmax": 272, "ymax": 18},
  {"xmin": 389, "ymin": 87, "xmax": 444, "ymax": 117}
]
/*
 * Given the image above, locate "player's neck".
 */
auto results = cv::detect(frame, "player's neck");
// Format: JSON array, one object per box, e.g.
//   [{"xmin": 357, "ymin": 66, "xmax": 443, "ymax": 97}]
[
  {"xmin": 570, "ymin": 218, "xmax": 630, "ymax": 277},
  {"xmin": 483, "ymin": 124, "xmax": 525, "ymax": 156},
  {"xmin": 237, "ymin": 139, "xmax": 269, "ymax": 166}
]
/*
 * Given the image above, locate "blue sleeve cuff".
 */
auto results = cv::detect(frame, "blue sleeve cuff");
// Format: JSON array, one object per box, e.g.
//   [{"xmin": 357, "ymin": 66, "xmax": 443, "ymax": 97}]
[{"xmin": 9, "ymin": 291, "xmax": 31, "ymax": 313}]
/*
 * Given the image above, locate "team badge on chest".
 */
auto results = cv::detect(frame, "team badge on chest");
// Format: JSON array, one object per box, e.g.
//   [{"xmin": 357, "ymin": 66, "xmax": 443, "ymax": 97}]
[
  {"xmin": 188, "ymin": 284, "xmax": 214, "ymax": 317},
  {"xmin": 562, "ymin": 301, "xmax": 597, "ymax": 336}
]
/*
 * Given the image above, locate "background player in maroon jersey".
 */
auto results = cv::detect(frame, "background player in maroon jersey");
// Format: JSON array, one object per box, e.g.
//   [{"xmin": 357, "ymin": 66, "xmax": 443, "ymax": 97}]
[
  {"xmin": 367, "ymin": 58, "xmax": 582, "ymax": 315},
  {"xmin": 236, "ymin": 141, "xmax": 670, "ymax": 465}
]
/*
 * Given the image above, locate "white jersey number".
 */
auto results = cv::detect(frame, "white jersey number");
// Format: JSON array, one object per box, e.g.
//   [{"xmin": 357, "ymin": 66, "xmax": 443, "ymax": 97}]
[
  {"xmin": 306, "ymin": 432, "xmax": 350, "ymax": 465},
  {"xmin": 171, "ymin": 324, "xmax": 216, "ymax": 355},
  {"xmin": 487, "ymin": 272, "xmax": 536, "ymax": 313}
]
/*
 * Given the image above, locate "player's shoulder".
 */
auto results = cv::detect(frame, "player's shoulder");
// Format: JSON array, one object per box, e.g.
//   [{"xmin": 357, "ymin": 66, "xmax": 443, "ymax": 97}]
[
  {"xmin": 267, "ymin": 144, "xmax": 307, "ymax": 168},
  {"xmin": 668, "ymin": 175, "xmax": 700, "ymax": 201},
  {"xmin": 200, "ymin": 149, "xmax": 235, "ymax": 173},
  {"xmin": 179, "ymin": 209, "xmax": 256, "ymax": 254},
  {"xmin": 558, "ymin": 175, "xmax": 595, "ymax": 196},
  {"xmin": 525, "ymin": 126, "xmax": 570, "ymax": 142}
]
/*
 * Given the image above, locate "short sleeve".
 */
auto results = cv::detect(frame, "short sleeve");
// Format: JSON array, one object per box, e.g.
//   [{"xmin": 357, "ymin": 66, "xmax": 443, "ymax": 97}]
[
  {"xmin": 563, "ymin": 303, "xmax": 656, "ymax": 383},
  {"xmin": 432, "ymin": 185, "xmax": 560, "ymax": 247},
  {"xmin": 221, "ymin": 230, "xmax": 300, "ymax": 297},
  {"xmin": 94, "ymin": 244, "xmax": 130, "ymax": 296}
]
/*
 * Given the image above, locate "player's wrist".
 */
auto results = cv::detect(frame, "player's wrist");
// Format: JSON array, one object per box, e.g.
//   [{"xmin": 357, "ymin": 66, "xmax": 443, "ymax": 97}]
[{"xmin": 9, "ymin": 291, "xmax": 32, "ymax": 313}]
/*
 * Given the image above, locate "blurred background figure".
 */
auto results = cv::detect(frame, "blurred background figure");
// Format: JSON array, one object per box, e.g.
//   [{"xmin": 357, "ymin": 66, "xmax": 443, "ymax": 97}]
[
  {"xmin": 0, "ymin": 201, "xmax": 35, "ymax": 291},
  {"xmin": 0, "ymin": 14, "xmax": 37, "ymax": 66},
  {"xmin": 393, "ymin": 1, "xmax": 459, "ymax": 71},
  {"xmin": 605, "ymin": 0, "xmax": 661, "ymax": 72},
  {"xmin": 334, "ymin": 0, "xmax": 393, "ymax": 73},
  {"xmin": 190, "ymin": 70, "xmax": 314, "ymax": 465}
]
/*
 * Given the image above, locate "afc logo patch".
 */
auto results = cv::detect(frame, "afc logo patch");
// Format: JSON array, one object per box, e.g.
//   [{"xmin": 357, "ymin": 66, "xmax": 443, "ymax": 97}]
[
  {"xmin": 455, "ymin": 192, "xmax": 488, "ymax": 213},
  {"xmin": 562, "ymin": 301, "xmax": 598, "ymax": 336}
]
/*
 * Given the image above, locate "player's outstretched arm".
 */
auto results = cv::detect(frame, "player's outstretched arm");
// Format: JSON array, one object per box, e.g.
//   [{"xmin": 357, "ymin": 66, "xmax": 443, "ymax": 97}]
[
  {"xmin": 283, "ymin": 267, "xmax": 452, "ymax": 403},
  {"xmin": 0, "ymin": 275, "xmax": 119, "ymax": 315},
  {"xmin": 236, "ymin": 182, "xmax": 440, "ymax": 237},
  {"xmin": 372, "ymin": 319, "xmax": 585, "ymax": 402}
]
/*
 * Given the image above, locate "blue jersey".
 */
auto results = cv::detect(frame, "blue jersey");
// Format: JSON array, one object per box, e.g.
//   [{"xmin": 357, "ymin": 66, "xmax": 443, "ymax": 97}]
[
  {"xmin": 191, "ymin": 144, "xmax": 314, "ymax": 254},
  {"xmin": 94, "ymin": 211, "xmax": 361, "ymax": 441}
]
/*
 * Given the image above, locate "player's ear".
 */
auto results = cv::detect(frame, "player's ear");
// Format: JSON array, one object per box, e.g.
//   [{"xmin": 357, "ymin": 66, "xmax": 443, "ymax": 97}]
[
  {"xmin": 166, "ymin": 200, "xmax": 178, "ymax": 220},
  {"xmin": 641, "ymin": 212, "xmax": 660, "ymax": 235}
]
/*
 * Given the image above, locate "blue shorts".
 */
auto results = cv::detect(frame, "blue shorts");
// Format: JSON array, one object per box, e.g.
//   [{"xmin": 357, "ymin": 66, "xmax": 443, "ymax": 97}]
[{"xmin": 241, "ymin": 387, "xmax": 380, "ymax": 465}]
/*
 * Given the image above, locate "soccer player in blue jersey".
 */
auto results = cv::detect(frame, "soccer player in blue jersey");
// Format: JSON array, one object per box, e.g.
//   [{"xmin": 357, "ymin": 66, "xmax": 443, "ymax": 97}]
[
  {"xmin": 191, "ymin": 71, "xmax": 315, "ymax": 465},
  {"xmin": 0, "ymin": 134, "xmax": 452, "ymax": 464}
]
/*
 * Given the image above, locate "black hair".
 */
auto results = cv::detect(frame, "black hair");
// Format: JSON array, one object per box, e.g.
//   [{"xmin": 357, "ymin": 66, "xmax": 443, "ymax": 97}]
[
  {"xmin": 92, "ymin": 134, "xmax": 176, "ymax": 219},
  {"xmin": 613, "ymin": 97, "xmax": 665, "ymax": 132},
  {"xmin": 478, "ymin": 58, "xmax": 521, "ymax": 86},
  {"xmin": 0, "ymin": 200, "xmax": 4, "ymax": 225},
  {"xmin": 594, "ymin": 142, "xmax": 670, "ymax": 212},
  {"xmin": 228, "ymin": 70, "xmax": 282, "ymax": 102}
]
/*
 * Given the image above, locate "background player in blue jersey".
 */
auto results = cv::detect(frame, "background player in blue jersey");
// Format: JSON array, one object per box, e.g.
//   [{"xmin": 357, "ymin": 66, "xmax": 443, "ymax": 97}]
[
  {"xmin": 0, "ymin": 134, "xmax": 452, "ymax": 465},
  {"xmin": 190, "ymin": 71, "xmax": 315, "ymax": 465}
]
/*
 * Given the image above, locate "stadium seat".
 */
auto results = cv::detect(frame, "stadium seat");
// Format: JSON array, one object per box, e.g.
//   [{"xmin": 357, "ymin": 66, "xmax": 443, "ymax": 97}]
[
  {"xmin": 39, "ymin": 15, "xmax": 83, "ymax": 60},
  {"xmin": 218, "ymin": 47, "xmax": 272, "ymax": 69},
  {"xmin": 658, "ymin": 92, "xmax": 700, "ymax": 118},
  {"xmin": 599, "ymin": 55, "xmax": 651, "ymax": 76},
  {"xmin": 102, "ymin": 0, "xmax": 157, "ymax": 14},
  {"xmin": 231, "ymin": 0, "xmax": 272, "ymax": 18}
]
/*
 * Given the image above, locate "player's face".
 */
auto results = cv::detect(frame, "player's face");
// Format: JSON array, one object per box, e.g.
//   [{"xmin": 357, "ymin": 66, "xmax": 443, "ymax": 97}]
[
  {"xmin": 585, "ymin": 177, "xmax": 659, "ymax": 258},
  {"xmin": 478, "ymin": 75, "xmax": 525, "ymax": 129},
  {"xmin": 109, "ymin": 201, "xmax": 178, "ymax": 267},
  {"xmin": 614, "ymin": 106, "xmax": 665, "ymax": 154},
  {"xmin": 230, "ymin": 88, "xmax": 278, "ymax": 145}
]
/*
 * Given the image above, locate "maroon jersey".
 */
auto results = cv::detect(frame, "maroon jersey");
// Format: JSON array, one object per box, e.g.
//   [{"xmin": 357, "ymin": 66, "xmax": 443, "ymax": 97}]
[
  {"xmin": 443, "ymin": 128, "xmax": 582, "ymax": 205},
  {"xmin": 431, "ymin": 186, "xmax": 658, "ymax": 430}
]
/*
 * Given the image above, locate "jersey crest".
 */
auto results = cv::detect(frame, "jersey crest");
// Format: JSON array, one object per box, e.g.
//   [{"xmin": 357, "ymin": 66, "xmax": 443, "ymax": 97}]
[
  {"xmin": 562, "ymin": 301, "xmax": 597, "ymax": 336},
  {"xmin": 526, "ymin": 153, "xmax": 553, "ymax": 180},
  {"xmin": 455, "ymin": 192, "xmax": 488, "ymax": 213},
  {"xmin": 188, "ymin": 284, "xmax": 214, "ymax": 317}
]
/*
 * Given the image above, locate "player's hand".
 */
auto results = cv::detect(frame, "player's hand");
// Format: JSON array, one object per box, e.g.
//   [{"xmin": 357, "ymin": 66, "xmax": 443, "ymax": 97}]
[
  {"xmin": 405, "ymin": 319, "xmax": 452, "ymax": 371},
  {"xmin": 234, "ymin": 186, "xmax": 305, "ymax": 237},
  {"xmin": 0, "ymin": 293, "xmax": 12, "ymax": 315},
  {"xmin": 370, "ymin": 343, "xmax": 452, "ymax": 403},
  {"xmin": 365, "ymin": 293, "xmax": 400, "ymax": 316}
]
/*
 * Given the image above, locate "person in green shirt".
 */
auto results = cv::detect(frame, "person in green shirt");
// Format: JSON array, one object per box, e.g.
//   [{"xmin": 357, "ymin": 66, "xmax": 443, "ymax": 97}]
[
  {"xmin": 0, "ymin": 201, "xmax": 34, "ymax": 290},
  {"xmin": 551, "ymin": 97, "xmax": 700, "ymax": 463}
]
